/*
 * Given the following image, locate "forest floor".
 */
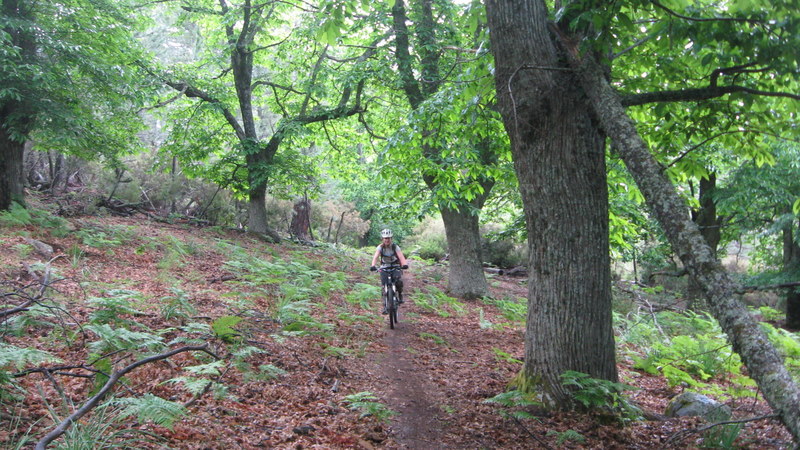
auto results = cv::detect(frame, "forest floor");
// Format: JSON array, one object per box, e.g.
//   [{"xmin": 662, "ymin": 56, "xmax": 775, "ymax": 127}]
[{"xmin": 0, "ymin": 197, "xmax": 795, "ymax": 449}]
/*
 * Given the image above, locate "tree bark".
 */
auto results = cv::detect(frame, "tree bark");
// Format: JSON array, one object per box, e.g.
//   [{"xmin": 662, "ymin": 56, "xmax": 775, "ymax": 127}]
[
  {"xmin": 572, "ymin": 50, "xmax": 800, "ymax": 442},
  {"xmin": 441, "ymin": 205, "xmax": 488, "ymax": 299},
  {"xmin": 784, "ymin": 221, "xmax": 800, "ymax": 329},
  {"xmin": 290, "ymin": 197, "xmax": 312, "ymax": 241},
  {"xmin": 0, "ymin": 130, "xmax": 26, "ymax": 210},
  {"xmin": 486, "ymin": 0, "xmax": 618, "ymax": 406},
  {"xmin": 1, "ymin": 0, "xmax": 36, "ymax": 211},
  {"xmin": 688, "ymin": 173, "xmax": 722, "ymax": 307}
]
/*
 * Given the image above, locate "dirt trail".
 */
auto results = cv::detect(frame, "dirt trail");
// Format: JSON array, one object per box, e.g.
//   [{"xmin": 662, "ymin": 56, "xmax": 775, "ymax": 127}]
[{"xmin": 371, "ymin": 271, "xmax": 452, "ymax": 449}]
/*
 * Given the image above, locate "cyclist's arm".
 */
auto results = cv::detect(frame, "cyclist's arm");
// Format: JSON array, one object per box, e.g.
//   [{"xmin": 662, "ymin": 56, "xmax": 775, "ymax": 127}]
[{"xmin": 371, "ymin": 247, "xmax": 381, "ymax": 267}]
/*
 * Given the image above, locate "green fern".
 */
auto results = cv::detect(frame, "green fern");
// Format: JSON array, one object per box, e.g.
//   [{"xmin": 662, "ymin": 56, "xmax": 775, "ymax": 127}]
[
  {"xmin": 88, "ymin": 290, "xmax": 144, "ymax": 325},
  {"xmin": 0, "ymin": 343, "xmax": 61, "ymax": 371},
  {"xmin": 182, "ymin": 360, "xmax": 226, "ymax": 376},
  {"xmin": 416, "ymin": 286, "xmax": 466, "ymax": 317},
  {"xmin": 483, "ymin": 390, "xmax": 542, "ymax": 419},
  {"xmin": 44, "ymin": 400, "xmax": 161, "ymax": 449},
  {"xmin": 113, "ymin": 394, "xmax": 187, "ymax": 429},
  {"xmin": 560, "ymin": 371, "xmax": 642, "ymax": 422},
  {"xmin": 344, "ymin": 284, "xmax": 381, "ymax": 310},
  {"xmin": 0, "ymin": 202, "xmax": 33, "ymax": 226},
  {"xmin": 492, "ymin": 348, "xmax": 522, "ymax": 364},
  {"xmin": 159, "ymin": 288, "xmax": 197, "ymax": 322},
  {"xmin": 343, "ymin": 392, "xmax": 397, "ymax": 422},
  {"xmin": 246, "ymin": 364, "xmax": 288, "ymax": 381},
  {"xmin": 211, "ymin": 315, "xmax": 243, "ymax": 342},
  {"xmin": 86, "ymin": 324, "xmax": 164, "ymax": 355},
  {"xmin": 165, "ymin": 376, "xmax": 213, "ymax": 396},
  {"xmin": 547, "ymin": 429, "xmax": 586, "ymax": 445}
]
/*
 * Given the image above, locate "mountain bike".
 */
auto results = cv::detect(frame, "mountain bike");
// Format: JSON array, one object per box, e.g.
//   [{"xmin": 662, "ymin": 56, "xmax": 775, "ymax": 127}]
[{"xmin": 373, "ymin": 265, "xmax": 405, "ymax": 329}]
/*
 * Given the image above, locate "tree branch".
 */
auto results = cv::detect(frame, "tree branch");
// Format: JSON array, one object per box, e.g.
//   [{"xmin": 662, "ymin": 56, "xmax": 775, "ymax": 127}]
[
  {"xmin": 621, "ymin": 84, "xmax": 800, "ymax": 107},
  {"xmin": 651, "ymin": 1, "xmax": 767, "ymax": 25},
  {"xmin": 35, "ymin": 345, "xmax": 218, "ymax": 450},
  {"xmin": 165, "ymin": 81, "xmax": 246, "ymax": 140}
]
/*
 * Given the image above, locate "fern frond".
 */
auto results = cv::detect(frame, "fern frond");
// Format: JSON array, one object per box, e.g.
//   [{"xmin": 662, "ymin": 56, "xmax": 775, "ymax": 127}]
[
  {"xmin": 86, "ymin": 324, "xmax": 164, "ymax": 354},
  {"xmin": 164, "ymin": 376, "xmax": 212, "ymax": 396},
  {"xmin": 113, "ymin": 394, "xmax": 187, "ymax": 429},
  {"xmin": 0, "ymin": 343, "xmax": 61, "ymax": 370},
  {"xmin": 182, "ymin": 360, "xmax": 225, "ymax": 376}
]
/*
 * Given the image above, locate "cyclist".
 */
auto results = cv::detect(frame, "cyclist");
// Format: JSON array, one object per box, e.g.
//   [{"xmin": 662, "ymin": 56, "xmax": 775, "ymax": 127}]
[{"xmin": 370, "ymin": 229, "xmax": 408, "ymax": 314}]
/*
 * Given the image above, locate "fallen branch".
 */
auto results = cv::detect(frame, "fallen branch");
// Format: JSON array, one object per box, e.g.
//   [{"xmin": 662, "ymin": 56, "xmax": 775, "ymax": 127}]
[
  {"xmin": 667, "ymin": 414, "xmax": 780, "ymax": 446},
  {"xmin": 35, "ymin": 344, "xmax": 217, "ymax": 450}
]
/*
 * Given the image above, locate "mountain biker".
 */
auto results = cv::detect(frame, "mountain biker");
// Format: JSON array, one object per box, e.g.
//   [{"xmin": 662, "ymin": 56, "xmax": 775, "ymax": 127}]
[{"xmin": 370, "ymin": 229, "xmax": 408, "ymax": 314}]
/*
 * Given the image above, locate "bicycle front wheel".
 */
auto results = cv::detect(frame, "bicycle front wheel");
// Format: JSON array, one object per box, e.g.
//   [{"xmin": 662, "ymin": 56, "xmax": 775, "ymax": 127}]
[{"xmin": 387, "ymin": 286, "xmax": 396, "ymax": 329}]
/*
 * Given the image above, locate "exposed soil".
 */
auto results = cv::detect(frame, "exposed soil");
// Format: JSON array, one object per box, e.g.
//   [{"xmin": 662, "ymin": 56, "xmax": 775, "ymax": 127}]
[{"xmin": 0, "ymin": 202, "xmax": 795, "ymax": 449}]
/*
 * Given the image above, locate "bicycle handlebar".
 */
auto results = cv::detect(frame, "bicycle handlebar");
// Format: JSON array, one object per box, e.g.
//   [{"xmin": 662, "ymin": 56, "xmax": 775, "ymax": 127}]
[{"xmin": 370, "ymin": 264, "xmax": 408, "ymax": 271}]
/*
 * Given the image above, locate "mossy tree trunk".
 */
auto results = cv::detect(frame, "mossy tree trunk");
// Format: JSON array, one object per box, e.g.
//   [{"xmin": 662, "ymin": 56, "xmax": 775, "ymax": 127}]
[{"xmin": 486, "ymin": 0, "xmax": 618, "ymax": 406}]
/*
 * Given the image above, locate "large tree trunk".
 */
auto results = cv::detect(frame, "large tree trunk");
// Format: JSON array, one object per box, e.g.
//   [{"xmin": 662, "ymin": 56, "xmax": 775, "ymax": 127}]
[
  {"xmin": 784, "ymin": 221, "xmax": 800, "ymax": 329},
  {"xmin": 290, "ymin": 197, "xmax": 312, "ymax": 241},
  {"xmin": 688, "ymin": 173, "xmax": 722, "ymax": 307},
  {"xmin": 573, "ymin": 50, "xmax": 800, "ymax": 442},
  {"xmin": 247, "ymin": 185, "xmax": 268, "ymax": 234},
  {"xmin": 441, "ymin": 206, "xmax": 488, "ymax": 299},
  {"xmin": 0, "ymin": 130, "xmax": 26, "ymax": 210},
  {"xmin": 486, "ymin": 0, "xmax": 618, "ymax": 407},
  {"xmin": 1, "ymin": 0, "xmax": 35, "ymax": 211}
]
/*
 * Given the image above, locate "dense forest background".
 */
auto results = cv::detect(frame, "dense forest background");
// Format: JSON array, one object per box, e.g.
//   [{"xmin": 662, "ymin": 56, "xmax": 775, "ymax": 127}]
[{"xmin": 1, "ymin": 0, "xmax": 799, "ymax": 447}]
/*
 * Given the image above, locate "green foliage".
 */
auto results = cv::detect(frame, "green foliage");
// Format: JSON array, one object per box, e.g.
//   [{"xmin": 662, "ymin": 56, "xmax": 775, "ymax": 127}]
[
  {"xmin": 160, "ymin": 288, "xmax": 197, "ymax": 322},
  {"xmin": 547, "ymin": 429, "xmax": 586, "ymax": 446},
  {"xmin": 759, "ymin": 322, "xmax": 800, "ymax": 376},
  {"xmin": 483, "ymin": 390, "xmax": 542, "ymax": 420},
  {"xmin": 624, "ymin": 311, "xmax": 742, "ymax": 387},
  {"xmin": 343, "ymin": 392, "xmax": 397, "ymax": 422},
  {"xmin": 88, "ymin": 290, "xmax": 145, "ymax": 326},
  {"xmin": 482, "ymin": 296, "xmax": 527, "ymax": 324},
  {"xmin": 0, "ymin": 203, "xmax": 32, "ymax": 227},
  {"xmin": 249, "ymin": 364, "xmax": 288, "ymax": 381},
  {"xmin": 492, "ymin": 348, "xmax": 522, "ymax": 365},
  {"xmin": 414, "ymin": 232, "xmax": 448, "ymax": 262},
  {"xmin": 700, "ymin": 423, "xmax": 743, "ymax": 449},
  {"xmin": 481, "ymin": 235, "xmax": 526, "ymax": 269},
  {"xmin": 418, "ymin": 332, "xmax": 447, "ymax": 346},
  {"xmin": 113, "ymin": 394, "xmax": 187, "ymax": 429},
  {"xmin": 75, "ymin": 224, "xmax": 135, "ymax": 249},
  {"xmin": 2, "ymin": 400, "xmax": 38, "ymax": 450},
  {"xmin": 0, "ymin": 343, "xmax": 61, "ymax": 372},
  {"xmin": 318, "ymin": 271, "xmax": 348, "ymax": 299},
  {"xmin": 560, "ymin": 371, "xmax": 641, "ymax": 422},
  {"xmin": 211, "ymin": 315, "xmax": 243, "ymax": 343},
  {"xmin": 86, "ymin": 324, "xmax": 164, "ymax": 355},
  {"xmin": 47, "ymin": 401, "xmax": 162, "ymax": 449},
  {"xmin": 414, "ymin": 286, "xmax": 465, "ymax": 317},
  {"xmin": 156, "ymin": 235, "xmax": 200, "ymax": 271},
  {"xmin": 0, "ymin": 203, "xmax": 70, "ymax": 232},
  {"xmin": 344, "ymin": 283, "xmax": 382, "ymax": 310}
]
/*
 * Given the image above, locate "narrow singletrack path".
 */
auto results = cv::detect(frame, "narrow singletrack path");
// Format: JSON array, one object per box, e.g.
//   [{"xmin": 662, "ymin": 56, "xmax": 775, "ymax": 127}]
[{"xmin": 370, "ymin": 271, "xmax": 452, "ymax": 449}]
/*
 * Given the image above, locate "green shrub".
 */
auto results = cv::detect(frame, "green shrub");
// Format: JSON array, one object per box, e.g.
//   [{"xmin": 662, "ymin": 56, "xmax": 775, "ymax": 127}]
[
  {"xmin": 481, "ymin": 237, "xmax": 526, "ymax": 268},
  {"xmin": 415, "ymin": 233, "xmax": 447, "ymax": 261}
]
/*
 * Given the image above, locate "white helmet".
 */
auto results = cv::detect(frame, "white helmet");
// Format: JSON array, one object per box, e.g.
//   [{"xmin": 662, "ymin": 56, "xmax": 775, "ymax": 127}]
[{"xmin": 380, "ymin": 229, "xmax": 393, "ymax": 238}]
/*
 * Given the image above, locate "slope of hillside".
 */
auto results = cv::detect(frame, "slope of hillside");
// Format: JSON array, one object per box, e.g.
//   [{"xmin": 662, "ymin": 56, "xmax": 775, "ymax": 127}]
[{"xmin": 0, "ymin": 199, "xmax": 793, "ymax": 448}]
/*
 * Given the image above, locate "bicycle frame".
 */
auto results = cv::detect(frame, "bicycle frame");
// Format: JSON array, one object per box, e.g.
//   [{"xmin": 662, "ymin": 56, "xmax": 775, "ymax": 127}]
[{"xmin": 379, "ymin": 265, "xmax": 401, "ymax": 329}]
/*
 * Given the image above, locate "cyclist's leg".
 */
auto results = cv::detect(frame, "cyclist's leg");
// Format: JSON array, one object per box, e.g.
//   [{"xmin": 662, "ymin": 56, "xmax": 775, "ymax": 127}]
[
  {"xmin": 380, "ymin": 271, "xmax": 390, "ymax": 314},
  {"xmin": 396, "ymin": 271, "xmax": 404, "ymax": 303}
]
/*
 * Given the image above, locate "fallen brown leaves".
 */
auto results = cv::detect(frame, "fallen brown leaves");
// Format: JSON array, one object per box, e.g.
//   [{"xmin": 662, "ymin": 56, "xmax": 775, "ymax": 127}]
[{"xmin": 0, "ymin": 209, "xmax": 794, "ymax": 449}]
